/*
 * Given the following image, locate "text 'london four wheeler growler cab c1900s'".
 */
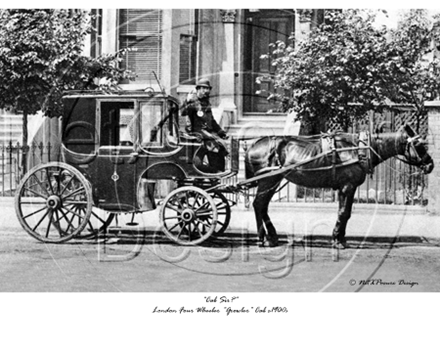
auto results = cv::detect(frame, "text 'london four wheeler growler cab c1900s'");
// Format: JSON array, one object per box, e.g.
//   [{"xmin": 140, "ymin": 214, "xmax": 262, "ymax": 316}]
[{"xmin": 14, "ymin": 90, "xmax": 240, "ymax": 246}]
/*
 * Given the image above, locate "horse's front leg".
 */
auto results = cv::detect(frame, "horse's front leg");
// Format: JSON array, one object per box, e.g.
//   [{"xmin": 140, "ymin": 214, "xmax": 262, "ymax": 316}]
[
  {"xmin": 253, "ymin": 176, "xmax": 283, "ymax": 247},
  {"xmin": 332, "ymin": 184, "xmax": 356, "ymax": 249}
]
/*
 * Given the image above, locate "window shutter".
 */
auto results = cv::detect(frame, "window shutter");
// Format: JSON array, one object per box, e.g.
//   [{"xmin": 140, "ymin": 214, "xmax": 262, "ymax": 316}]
[{"xmin": 119, "ymin": 9, "xmax": 162, "ymax": 81}]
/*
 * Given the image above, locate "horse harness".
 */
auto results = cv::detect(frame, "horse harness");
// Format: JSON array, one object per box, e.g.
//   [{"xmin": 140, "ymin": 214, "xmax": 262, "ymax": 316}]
[{"xmin": 242, "ymin": 131, "xmax": 375, "ymax": 188}]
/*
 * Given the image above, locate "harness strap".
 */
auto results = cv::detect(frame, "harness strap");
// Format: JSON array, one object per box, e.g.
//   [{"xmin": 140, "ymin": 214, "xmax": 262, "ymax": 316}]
[
  {"xmin": 358, "ymin": 132, "xmax": 373, "ymax": 175},
  {"xmin": 320, "ymin": 133, "xmax": 339, "ymax": 186},
  {"xmin": 331, "ymin": 137, "xmax": 337, "ymax": 185}
]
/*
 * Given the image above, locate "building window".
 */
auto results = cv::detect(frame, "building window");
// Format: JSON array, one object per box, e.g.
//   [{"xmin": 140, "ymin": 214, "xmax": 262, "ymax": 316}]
[
  {"xmin": 310, "ymin": 9, "xmax": 324, "ymax": 29},
  {"xmin": 90, "ymin": 9, "xmax": 102, "ymax": 58},
  {"xmin": 179, "ymin": 9, "xmax": 199, "ymax": 85},
  {"xmin": 179, "ymin": 34, "xmax": 197, "ymax": 85},
  {"xmin": 119, "ymin": 9, "xmax": 162, "ymax": 81}
]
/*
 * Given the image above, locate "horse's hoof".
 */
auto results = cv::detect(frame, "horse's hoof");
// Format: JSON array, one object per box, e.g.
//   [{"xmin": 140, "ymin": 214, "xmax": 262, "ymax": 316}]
[
  {"xmin": 332, "ymin": 240, "xmax": 347, "ymax": 249},
  {"xmin": 268, "ymin": 241, "xmax": 280, "ymax": 248},
  {"xmin": 258, "ymin": 240, "xmax": 279, "ymax": 248}
]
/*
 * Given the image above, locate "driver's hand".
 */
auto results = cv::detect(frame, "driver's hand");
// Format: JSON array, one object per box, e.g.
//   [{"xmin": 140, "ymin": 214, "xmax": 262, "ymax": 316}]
[{"xmin": 186, "ymin": 91, "xmax": 197, "ymax": 103}]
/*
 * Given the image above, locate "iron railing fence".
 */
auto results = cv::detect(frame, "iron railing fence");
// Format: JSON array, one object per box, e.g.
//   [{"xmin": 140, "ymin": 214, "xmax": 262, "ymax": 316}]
[
  {"xmin": 0, "ymin": 141, "xmax": 56, "ymax": 197},
  {"xmin": 0, "ymin": 140, "xmax": 428, "ymax": 207},
  {"xmin": 238, "ymin": 160, "xmax": 428, "ymax": 207}
]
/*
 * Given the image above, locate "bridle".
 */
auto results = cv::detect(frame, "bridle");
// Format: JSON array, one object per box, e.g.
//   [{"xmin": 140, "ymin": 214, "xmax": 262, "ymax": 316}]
[
  {"xmin": 397, "ymin": 135, "xmax": 422, "ymax": 165},
  {"xmin": 395, "ymin": 128, "xmax": 432, "ymax": 172}
]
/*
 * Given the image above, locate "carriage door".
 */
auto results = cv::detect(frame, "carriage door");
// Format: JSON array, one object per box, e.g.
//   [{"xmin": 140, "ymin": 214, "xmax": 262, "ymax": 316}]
[
  {"xmin": 243, "ymin": 9, "xmax": 295, "ymax": 113},
  {"xmin": 95, "ymin": 100, "xmax": 138, "ymax": 212}
]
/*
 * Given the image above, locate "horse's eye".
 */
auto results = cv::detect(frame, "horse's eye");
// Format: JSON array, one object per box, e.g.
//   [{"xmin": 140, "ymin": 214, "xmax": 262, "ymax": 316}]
[{"xmin": 415, "ymin": 144, "xmax": 426, "ymax": 155}]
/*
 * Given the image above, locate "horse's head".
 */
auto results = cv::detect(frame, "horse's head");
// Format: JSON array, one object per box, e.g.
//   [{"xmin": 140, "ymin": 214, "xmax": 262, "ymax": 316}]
[{"xmin": 398, "ymin": 124, "xmax": 434, "ymax": 174}]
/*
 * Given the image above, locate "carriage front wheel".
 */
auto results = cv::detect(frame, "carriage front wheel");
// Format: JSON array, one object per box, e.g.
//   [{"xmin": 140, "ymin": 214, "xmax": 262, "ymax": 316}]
[
  {"xmin": 160, "ymin": 186, "xmax": 218, "ymax": 245},
  {"xmin": 15, "ymin": 162, "xmax": 93, "ymax": 243},
  {"xmin": 210, "ymin": 191, "xmax": 231, "ymax": 236}
]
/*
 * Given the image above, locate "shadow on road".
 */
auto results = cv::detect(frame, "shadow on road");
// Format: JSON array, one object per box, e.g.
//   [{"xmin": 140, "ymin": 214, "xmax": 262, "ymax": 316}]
[{"xmin": 65, "ymin": 229, "xmax": 436, "ymax": 250}]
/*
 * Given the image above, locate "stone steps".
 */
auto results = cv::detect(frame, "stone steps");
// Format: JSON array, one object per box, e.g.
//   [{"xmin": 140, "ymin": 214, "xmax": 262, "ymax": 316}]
[{"xmin": 227, "ymin": 113, "xmax": 287, "ymax": 138}]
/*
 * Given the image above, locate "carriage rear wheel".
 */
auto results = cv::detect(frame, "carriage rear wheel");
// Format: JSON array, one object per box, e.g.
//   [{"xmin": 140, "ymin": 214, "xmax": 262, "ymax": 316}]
[
  {"xmin": 210, "ymin": 191, "xmax": 231, "ymax": 235},
  {"xmin": 15, "ymin": 162, "xmax": 93, "ymax": 243},
  {"xmin": 160, "ymin": 186, "xmax": 218, "ymax": 245},
  {"xmin": 74, "ymin": 209, "xmax": 115, "ymax": 239}
]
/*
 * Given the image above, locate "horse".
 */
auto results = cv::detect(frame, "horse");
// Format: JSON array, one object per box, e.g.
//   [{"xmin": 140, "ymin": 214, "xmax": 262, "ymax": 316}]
[{"xmin": 244, "ymin": 124, "xmax": 434, "ymax": 248}]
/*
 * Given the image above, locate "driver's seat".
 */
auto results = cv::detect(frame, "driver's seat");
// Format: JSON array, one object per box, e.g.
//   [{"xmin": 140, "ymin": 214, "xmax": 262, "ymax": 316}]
[{"xmin": 193, "ymin": 145, "xmax": 226, "ymax": 174}]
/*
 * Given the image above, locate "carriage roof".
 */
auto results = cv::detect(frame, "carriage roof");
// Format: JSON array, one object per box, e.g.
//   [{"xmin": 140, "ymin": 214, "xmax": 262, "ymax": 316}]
[
  {"xmin": 62, "ymin": 89, "xmax": 180, "ymax": 103},
  {"xmin": 61, "ymin": 90, "xmax": 180, "ymax": 137}
]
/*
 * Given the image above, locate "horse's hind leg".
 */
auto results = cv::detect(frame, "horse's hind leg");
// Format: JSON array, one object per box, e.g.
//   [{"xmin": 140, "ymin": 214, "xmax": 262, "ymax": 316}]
[{"xmin": 253, "ymin": 176, "xmax": 283, "ymax": 247}]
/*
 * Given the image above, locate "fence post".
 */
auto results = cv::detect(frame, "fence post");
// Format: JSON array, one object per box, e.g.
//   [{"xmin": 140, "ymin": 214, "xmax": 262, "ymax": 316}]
[
  {"xmin": 15, "ymin": 142, "xmax": 20, "ymax": 187},
  {"xmin": 47, "ymin": 141, "xmax": 51, "ymax": 162},
  {"xmin": 39, "ymin": 142, "xmax": 44, "ymax": 164},
  {"xmin": 8, "ymin": 141, "xmax": 13, "ymax": 192},
  {"xmin": 1, "ymin": 145, "xmax": 4, "ymax": 196},
  {"xmin": 425, "ymin": 101, "xmax": 440, "ymax": 214}
]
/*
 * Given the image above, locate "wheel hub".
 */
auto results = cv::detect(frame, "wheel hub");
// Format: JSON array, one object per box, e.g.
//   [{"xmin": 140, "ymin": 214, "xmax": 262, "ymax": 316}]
[
  {"xmin": 181, "ymin": 209, "xmax": 195, "ymax": 223},
  {"xmin": 46, "ymin": 195, "xmax": 62, "ymax": 210}
]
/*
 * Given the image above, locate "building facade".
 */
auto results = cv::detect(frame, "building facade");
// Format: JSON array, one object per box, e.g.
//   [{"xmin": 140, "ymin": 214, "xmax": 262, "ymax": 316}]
[
  {"xmin": 93, "ymin": 9, "xmax": 322, "ymax": 124},
  {"xmin": 3, "ymin": 9, "xmax": 440, "ymax": 212}
]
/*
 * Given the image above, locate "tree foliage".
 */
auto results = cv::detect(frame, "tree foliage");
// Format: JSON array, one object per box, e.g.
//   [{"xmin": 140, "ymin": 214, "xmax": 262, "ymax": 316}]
[
  {"xmin": 0, "ymin": 9, "xmax": 135, "ymax": 119},
  {"xmin": 262, "ymin": 9, "xmax": 440, "ymax": 134}
]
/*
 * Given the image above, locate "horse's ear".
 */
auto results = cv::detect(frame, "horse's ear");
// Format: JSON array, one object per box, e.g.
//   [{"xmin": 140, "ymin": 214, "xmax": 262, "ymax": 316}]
[{"xmin": 403, "ymin": 124, "xmax": 416, "ymax": 137}]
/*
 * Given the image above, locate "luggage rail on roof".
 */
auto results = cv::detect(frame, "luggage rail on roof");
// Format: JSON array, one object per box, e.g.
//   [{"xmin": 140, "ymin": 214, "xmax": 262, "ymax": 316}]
[{"xmin": 62, "ymin": 89, "xmax": 166, "ymax": 97}]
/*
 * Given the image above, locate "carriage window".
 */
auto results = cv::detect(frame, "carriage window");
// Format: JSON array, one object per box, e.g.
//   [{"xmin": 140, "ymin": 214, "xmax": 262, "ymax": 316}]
[
  {"xmin": 119, "ymin": 108, "xmax": 135, "ymax": 144},
  {"xmin": 100, "ymin": 101, "xmax": 135, "ymax": 146},
  {"xmin": 63, "ymin": 97, "xmax": 98, "ymax": 155},
  {"xmin": 140, "ymin": 102, "xmax": 163, "ymax": 145}
]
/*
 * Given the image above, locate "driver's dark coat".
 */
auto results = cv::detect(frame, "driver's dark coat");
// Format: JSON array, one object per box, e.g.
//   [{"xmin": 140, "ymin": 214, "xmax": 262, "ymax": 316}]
[{"xmin": 181, "ymin": 96, "xmax": 226, "ymax": 137}]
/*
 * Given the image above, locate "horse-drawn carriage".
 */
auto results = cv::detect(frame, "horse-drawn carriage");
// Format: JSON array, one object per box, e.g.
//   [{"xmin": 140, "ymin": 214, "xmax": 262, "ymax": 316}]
[
  {"xmin": 15, "ymin": 90, "xmax": 239, "ymax": 245},
  {"xmin": 14, "ymin": 90, "xmax": 434, "ymax": 248}
]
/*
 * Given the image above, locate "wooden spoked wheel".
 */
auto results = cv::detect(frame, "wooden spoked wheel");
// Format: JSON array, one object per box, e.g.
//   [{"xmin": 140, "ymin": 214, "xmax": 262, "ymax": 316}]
[
  {"xmin": 210, "ymin": 191, "xmax": 231, "ymax": 235},
  {"xmin": 15, "ymin": 162, "xmax": 93, "ymax": 243},
  {"xmin": 160, "ymin": 186, "xmax": 218, "ymax": 245},
  {"xmin": 74, "ymin": 208, "xmax": 116, "ymax": 239}
]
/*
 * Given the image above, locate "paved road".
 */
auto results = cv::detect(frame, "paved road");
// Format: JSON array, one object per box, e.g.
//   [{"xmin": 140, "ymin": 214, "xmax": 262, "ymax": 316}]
[
  {"xmin": 1, "ymin": 228, "xmax": 440, "ymax": 292},
  {"xmin": 2, "ymin": 197, "xmax": 440, "ymax": 291}
]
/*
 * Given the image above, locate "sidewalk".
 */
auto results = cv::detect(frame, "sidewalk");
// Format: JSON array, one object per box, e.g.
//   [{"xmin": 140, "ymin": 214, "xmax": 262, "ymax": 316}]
[{"xmin": 2, "ymin": 196, "xmax": 440, "ymax": 245}]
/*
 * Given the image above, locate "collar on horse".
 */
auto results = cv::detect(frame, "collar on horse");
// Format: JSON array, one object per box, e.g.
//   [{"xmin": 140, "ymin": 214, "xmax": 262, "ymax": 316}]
[{"xmin": 357, "ymin": 131, "xmax": 374, "ymax": 175}]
